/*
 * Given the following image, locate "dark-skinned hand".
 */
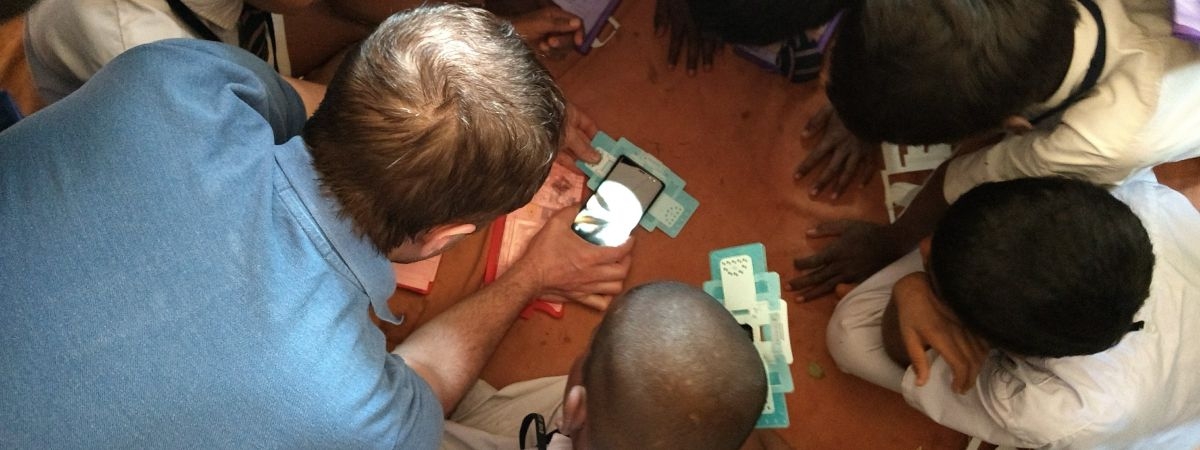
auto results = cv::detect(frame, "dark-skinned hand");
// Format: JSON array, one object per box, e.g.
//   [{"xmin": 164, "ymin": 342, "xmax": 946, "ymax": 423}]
[
  {"xmin": 789, "ymin": 220, "xmax": 906, "ymax": 301},
  {"xmin": 795, "ymin": 104, "xmax": 882, "ymax": 199},
  {"xmin": 510, "ymin": 4, "xmax": 584, "ymax": 59},
  {"xmin": 654, "ymin": 0, "xmax": 721, "ymax": 75},
  {"xmin": 892, "ymin": 272, "xmax": 990, "ymax": 394}
]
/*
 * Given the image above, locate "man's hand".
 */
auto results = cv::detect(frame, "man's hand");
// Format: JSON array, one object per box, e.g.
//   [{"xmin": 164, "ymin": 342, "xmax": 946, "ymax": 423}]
[
  {"xmin": 556, "ymin": 102, "xmax": 602, "ymax": 167},
  {"xmin": 510, "ymin": 5, "xmax": 584, "ymax": 59},
  {"xmin": 795, "ymin": 104, "xmax": 881, "ymax": 199},
  {"xmin": 892, "ymin": 272, "xmax": 989, "ymax": 394},
  {"xmin": 654, "ymin": 0, "xmax": 720, "ymax": 75},
  {"xmin": 789, "ymin": 220, "xmax": 905, "ymax": 301},
  {"xmin": 506, "ymin": 207, "xmax": 634, "ymax": 310}
]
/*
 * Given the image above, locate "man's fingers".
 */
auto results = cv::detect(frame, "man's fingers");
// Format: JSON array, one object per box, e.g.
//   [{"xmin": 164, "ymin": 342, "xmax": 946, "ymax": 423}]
[
  {"xmin": 614, "ymin": 252, "xmax": 633, "ymax": 269},
  {"xmin": 589, "ymin": 235, "xmax": 636, "ymax": 261},
  {"xmin": 577, "ymin": 294, "xmax": 612, "ymax": 311},
  {"xmin": 573, "ymin": 278, "xmax": 625, "ymax": 297},
  {"xmin": 540, "ymin": 293, "xmax": 570, "ymax": 303},
  {"xmin": 582, "ymin": 263, "xmax": 630, "ymax": 285}
]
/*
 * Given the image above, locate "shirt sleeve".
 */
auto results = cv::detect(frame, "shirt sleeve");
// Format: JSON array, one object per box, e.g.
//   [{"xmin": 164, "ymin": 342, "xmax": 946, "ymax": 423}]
[
  {"xmin": 942, "ymin": 50, "xmax": 1162, "ymax": 203},
  {"xmin": 380, "ymin": 354, "xmax": 446, "ymax": 449},
  {"xmin": 943, "ymin": 121, "xmax": 1143, "ymax": 204},
  {"xmin": 900, "ymin": 353, "xmax": 1099, "ymax": 448},
  {"xmin": 91, "ymin": 39, "xmax": 306, "ymax": 142}
]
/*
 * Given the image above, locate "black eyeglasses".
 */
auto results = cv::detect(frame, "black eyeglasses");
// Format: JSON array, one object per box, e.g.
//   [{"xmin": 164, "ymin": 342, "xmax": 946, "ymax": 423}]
[{"xmin": 518, "ymin": 412, "xmax": 560, "ymax": 450}]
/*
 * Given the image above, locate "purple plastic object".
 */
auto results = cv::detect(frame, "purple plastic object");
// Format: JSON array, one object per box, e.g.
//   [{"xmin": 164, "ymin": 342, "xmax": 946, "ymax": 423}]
[{"xmin": 1176, "ymin": 0, "xmax": 1200, "ymax": 42}]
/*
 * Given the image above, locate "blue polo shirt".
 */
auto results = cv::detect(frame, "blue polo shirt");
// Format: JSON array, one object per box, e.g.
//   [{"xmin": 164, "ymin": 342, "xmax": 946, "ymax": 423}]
[{"xmin": 0, "ymin": 40, "xmax": 442, "ymax": 448}]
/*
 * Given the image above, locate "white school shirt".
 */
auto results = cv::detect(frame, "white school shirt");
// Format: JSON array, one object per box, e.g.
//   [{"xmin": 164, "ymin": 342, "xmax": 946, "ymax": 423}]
[
  {"xmin": 904, "ymin": 179, "xmax": 1200, "ymax": 449},
  {"xmin": 442, "ymin": 376, "xmax": 569, "ymax": 450},
  {"xmin": 24, "ymin": 0, "xmax": 285, "ymax": 104},
  {"xmin": 943, "ymin": 0, "xmax": 1200, "ymax": 202}
]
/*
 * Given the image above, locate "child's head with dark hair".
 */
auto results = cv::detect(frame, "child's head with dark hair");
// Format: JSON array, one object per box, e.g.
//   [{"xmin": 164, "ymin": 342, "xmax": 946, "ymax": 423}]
[
  {"xmin": 929, "ymin": 177, "xmax": 1154, "ymax": 358},
  {"xmin": 688, "ymin": 0, "xmax": 847, "ymax": 45},
  {"xmin": 828, "ymin": 0, "xmax": 1078, "ymax": 144}
]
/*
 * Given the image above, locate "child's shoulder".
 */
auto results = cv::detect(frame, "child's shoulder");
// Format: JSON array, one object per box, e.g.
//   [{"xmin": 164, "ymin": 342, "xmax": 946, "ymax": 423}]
[{"xmin": 977, "ymin": 353, "xmax": 1141, "ymax": 444}]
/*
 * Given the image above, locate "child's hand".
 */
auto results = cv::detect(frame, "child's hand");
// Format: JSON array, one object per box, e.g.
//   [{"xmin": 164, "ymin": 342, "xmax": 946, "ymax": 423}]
[
  {"xmin": 789, "ymin": 219, "xmax": 904, "ymax": 301},
  {"xmin": 510, "ymin": 6, "xmax": 584, "ymax": 59},
  {"xmin": 795, "ymin": 104, "xmax": 881, "ymax": 200},
  {"xmin": 654, "ymin": 0, "xmax": 721, "ymax": 75},
  {"xmin": 892, "ymin": 272, "xmax": 989, "ymax": 394}
]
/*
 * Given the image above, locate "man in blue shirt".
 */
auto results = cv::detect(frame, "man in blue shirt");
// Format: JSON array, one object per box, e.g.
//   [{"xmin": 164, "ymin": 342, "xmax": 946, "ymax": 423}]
[{"xmin": 0, "ymin": 5, "xmax": 632, "ymax": 448}]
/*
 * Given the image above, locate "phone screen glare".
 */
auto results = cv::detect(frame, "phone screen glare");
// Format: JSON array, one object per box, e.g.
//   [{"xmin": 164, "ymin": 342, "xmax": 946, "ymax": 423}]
[{"xmin": 573, "ymin": 161, "xmax": 663, "ymax": 246}]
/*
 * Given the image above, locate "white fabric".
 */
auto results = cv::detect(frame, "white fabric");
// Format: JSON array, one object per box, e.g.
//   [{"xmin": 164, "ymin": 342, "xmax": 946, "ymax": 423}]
[
  {"xmin": 829, "ymin": 179, "xmax": 1200, "ymax": 449},
  {"xmin": 23, "ymin": 0, "xmax": 286, "ymax": 104},
  {"xmin": 943, "ymin": 0, "xmax": 1200, "ymax": 202},
  {"xmin": 826, "ymin": 250, "xmax": 922, "ymax": 393},
  {"xmin": 442, "ymin": 376, "xmax": 569, "ymax": 450}
]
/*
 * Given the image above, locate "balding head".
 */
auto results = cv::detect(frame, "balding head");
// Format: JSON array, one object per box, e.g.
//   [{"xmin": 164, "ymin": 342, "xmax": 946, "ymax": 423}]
[{"xmin": 582, "ymin": 281, "xmax": 767, "ymax": 450}]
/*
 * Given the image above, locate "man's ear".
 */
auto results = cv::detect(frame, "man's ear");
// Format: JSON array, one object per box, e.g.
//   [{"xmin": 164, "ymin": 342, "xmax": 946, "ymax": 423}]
[
  {"xmin": 417, "ymin": 223, "xmax": 477, "ymax": 256},
  {"xmin": 1002, "ymin": 115, "xmax": 1034, "ymax": 135},
  {"xmin": 561, "ymin": 385, "xmax": 587, "ymax": 437}
]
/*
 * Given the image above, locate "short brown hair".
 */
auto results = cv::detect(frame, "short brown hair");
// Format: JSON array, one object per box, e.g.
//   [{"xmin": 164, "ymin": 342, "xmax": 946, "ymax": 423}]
[{"xmin": 303, "ymin": 4, "xmax": 564, "ymax": 253}]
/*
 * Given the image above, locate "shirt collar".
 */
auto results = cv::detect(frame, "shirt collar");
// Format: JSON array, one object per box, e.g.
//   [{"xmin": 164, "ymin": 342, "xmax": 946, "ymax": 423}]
[
  {"xmin": 1029, "ymin": 0, "xmax": 1104, "ymax": 117},
  {"xmin": 181, "ymin": 0, "xmax": 243, "ymax": 32},
  {"xmin": 276, "ymin": 138, "xmax": 403, "ymax": 324}
]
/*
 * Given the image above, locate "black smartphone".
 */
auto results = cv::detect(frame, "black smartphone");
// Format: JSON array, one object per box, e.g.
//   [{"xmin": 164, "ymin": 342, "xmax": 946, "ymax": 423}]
[{"xmin": 572, "ymin": 156, "xmax": 665, "ymax": 246}]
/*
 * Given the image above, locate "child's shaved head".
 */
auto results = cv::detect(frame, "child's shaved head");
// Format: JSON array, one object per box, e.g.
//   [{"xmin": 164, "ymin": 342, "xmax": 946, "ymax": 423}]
[{"xmin": 583, "ymin": 281, "xmax": 767, "ymax": 450}]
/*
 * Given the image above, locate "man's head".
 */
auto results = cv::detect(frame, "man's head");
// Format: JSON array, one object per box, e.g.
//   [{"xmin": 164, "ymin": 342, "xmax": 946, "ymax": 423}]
[
  {"xmin": 303, "ymin": 5, "xmax": 564, "ymax": 261},
  {"xmin": 688, "ymin": 0, "xmax": 845, "ymax": 45},
  {"xmin": 828, "ymin": 0, "xmax": 1077, "ymax": 144},
  {"xmin": 928, "ymin": 177, "xmax": 1154, "ymax": 358},
  {"xmin": 563, "ymin": 281, "xmax": 767, "ymax": 450}
]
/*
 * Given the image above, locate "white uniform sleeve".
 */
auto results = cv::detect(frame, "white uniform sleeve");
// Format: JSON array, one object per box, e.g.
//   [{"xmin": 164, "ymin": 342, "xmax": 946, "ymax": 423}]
[
  {"xmin": 24, "ymin": 0, "xmax": 199, "ymax": 103},
  {"xmin": 901, "ymin": 354, "xmax": 1095, "ymax": 448},
  {"xmin": 942, "ymin": 40, "xmax": 1164, "ymax": 203}
]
